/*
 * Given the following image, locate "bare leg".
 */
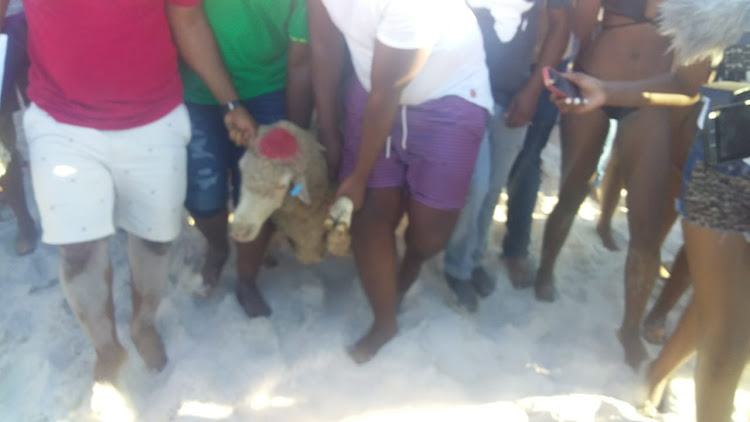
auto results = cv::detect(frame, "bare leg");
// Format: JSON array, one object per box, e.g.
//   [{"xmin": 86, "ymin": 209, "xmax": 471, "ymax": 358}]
[
  {"xmin": 642, "ymin": 107, "xmax": 699, "ymax": 344},
  {"xmin": 617, "ymin": 108, "xmax": 671, "ymax": 370},
  {"xmin": 235, "ymin": 222, "xmax": 274, "ymax": 318},
  {"xmin": 685, "ymin": 221, "xmax": 750, "ymax": 422},
  {"xmin": 398, "ymin": 199, "xmax": 460, "ymax": 295},
  {"xmin": 349, "ymin": 188, "xmax": 404, "ymax": 364},
  {"xmin": 643, "ymin": 246, "xmax": 690, "ymax": 345},
  {"xmin": 643, "ymin": 297, "xmax": 697, "ymax": 415},
  {"xmin": 596, "ymin": 151, "xmax": 621, "ymax": 251},
  {"xmin": 59, "ymin": 239, "xmax": 127, "ymax": 383},
  {"xmin": 0, "ymin": 114, "xmax": 36, "ymax": 255},
  {"xmin": 535, "ymin": 111, "xmax": 610, "ymax": 301},
  {"xmin": 193, "ymin": 211, "xmax": 230, "ymax": 294},
  {"xmin": 127, "ymin": 235, "xmax": 170, "ymax": 372}
]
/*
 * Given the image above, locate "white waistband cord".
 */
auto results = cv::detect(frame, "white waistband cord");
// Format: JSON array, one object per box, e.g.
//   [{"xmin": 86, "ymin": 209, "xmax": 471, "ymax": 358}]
[
  {"xmin": 401, "ymin": 106, "xmax": 408, "ymax": 150},
  {"xmin": 385, "ymin": 135, "xmax": 392, "ymax": 159}
]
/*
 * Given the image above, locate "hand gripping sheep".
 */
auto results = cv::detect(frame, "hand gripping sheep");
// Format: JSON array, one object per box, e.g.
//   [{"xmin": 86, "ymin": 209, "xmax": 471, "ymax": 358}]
[{"xmin": 230, "ymin": 120, "xmax": 353, "ymax": 264}]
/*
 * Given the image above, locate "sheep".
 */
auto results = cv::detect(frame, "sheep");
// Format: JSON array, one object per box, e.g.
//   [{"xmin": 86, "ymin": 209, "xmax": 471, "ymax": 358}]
[{"xmin": 230, "ymin": 120, "xmax": 352, "ymax": 264}]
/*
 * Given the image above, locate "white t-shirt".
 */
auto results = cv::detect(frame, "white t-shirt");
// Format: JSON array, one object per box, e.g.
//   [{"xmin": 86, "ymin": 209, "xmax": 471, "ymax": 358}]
[{"xmin": 321, "ymin": 0, "xmax": 493, "ymax": 112}]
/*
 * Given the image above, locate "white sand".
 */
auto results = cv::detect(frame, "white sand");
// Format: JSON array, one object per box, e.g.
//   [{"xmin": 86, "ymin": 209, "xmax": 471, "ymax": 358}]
[{"xmin": 1, "ymin": 126, "xmax": 749, "ymax": 422}]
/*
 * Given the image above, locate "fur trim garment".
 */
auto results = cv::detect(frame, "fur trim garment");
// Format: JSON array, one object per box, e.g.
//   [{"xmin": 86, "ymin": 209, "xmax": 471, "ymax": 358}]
[{"xmin": 659, "ymin": 0, "xmax": 750, "ymax": 65}]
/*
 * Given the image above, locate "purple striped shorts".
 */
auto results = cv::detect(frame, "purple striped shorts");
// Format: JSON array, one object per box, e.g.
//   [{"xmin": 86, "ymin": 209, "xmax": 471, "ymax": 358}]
[{"xmin": 341, "ymin": 80, "xmax": 487, "ymax": 210}]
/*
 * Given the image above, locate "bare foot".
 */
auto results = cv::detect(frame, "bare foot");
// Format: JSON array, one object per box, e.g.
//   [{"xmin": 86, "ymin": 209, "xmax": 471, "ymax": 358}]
[
  {"xmin": 642, "ymin": 316, "xmax": 667, "ymax": 345},
  {"xmin": 14, "ymin": 223, "xmax": 37, "ymax": 256},
  {"xmin": 130, "ymin": 323, "xmax": 167, "ymax": 372},
  {"xmin": 596, "ymin": 222, "xmax": 619, "ymax": 251},
  {"xmin": 236, "ymin": 280, "xmax": 271, "ymax": 318},
  {"xmin": 93, "ymin": 343, "xmax": 128, "ymax": 383},
  {"xmin": 199, "ymin": 246, "xmax": 228, "ymax": 295},
  {"xmin": 534, "ymin": 271, "xmax": 557, "ymax": 302},
  {"xmin": 618, "ymin": 328, "xmax": 649, "ymax": 371},
  {"xmin": 348, "ymin": 321, "xmax": 397, "ymax": 364},
  {"xmin": 504, "ymin": 257, "xmax": 534, "ymax": 290}
]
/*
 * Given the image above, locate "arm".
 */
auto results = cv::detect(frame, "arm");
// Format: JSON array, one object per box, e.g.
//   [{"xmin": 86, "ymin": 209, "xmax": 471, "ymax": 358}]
[
  {"xmin": 307, "ymin": 0, "xmax": 347, "ymax": 178},
  {"xmin": 601, "ymin": 59, "xmax": 713, "ymax": 106},
  {"xmin": 338, "ymin": 42, "xmax": 430, "ymax": 209},
  {"xmin": 571, "ymin": 0, "xmax": 601, "ymax": 42},
  {"xmin": 506, "ymin": 7, "xmax": 571, "ymax": 127},
  {"xmin": 286, "ymin": 41, "xmax": 313, "ymax": 129},
  {"xmin": 552, "ymin": 58, "xmax": 713, "ymax": 112},
  {"xmin": 166, "ymin": 3, "xmax": 257, "ymax": 145}
]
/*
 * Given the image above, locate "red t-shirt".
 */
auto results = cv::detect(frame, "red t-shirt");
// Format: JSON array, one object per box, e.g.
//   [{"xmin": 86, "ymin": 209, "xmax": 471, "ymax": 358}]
[{"xmin": 25, "ymin": 0, "xmax": 201, "ymax": 130}]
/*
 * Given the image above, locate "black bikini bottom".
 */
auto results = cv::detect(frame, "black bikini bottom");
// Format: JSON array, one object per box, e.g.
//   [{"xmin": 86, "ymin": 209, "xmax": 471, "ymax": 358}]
[{"xmin": 602, "ymin": 105, "xmax": 637, "ymax": 121}]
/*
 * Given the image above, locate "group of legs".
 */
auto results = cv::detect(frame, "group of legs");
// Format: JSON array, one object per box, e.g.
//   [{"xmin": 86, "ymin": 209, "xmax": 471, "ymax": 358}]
[{"xmin": 1, "ymin": 13, "xmax": 36, "ymax": 257}]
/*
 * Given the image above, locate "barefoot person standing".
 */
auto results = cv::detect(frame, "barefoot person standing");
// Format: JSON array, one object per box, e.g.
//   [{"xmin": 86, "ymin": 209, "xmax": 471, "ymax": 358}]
[
  {"xmin": 307, "ymin": 0, "xmax": 492, "ymax": 363},
  {"xmin": 23, "ymin": 0, "xmax": 256, "ymax": 384}
]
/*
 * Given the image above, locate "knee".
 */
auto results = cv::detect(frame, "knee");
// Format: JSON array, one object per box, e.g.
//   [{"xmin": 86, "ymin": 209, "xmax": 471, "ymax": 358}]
[
  {"xmin": 406, "ymin": 228, "xmax": 449, "ymax": 261},
  {"xmin": 60, "ymin": 240, "xmax": 103, "ymax": 280}
]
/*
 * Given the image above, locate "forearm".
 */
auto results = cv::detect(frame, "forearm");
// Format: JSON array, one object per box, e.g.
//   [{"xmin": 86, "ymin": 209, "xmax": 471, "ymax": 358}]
[
  {"xmin": 350, "ymin": 89, "xmax": 401, "ymax": 180},
  {"xmin": 286, "ymin": 42, "xmax": 313, "ymax": 128},
  {"xmin": 527, "ymin": 11, "xmax": 571, "ymax": 95},
  {"xmin": 167, "ymin": 4, "xmax": 239, "ymax": 104},
  {"xmin": 603, "ymin": 61, "xmax": 713, "ymax": 107}
]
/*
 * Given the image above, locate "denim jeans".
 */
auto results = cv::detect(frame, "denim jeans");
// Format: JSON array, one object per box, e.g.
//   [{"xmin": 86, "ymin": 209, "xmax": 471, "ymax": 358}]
[
  {"xmin": 185, "ymin": 91, "xmax": 286, "ymax": 218},
  {"xmin": 501, "ymin": 87, "xmax": 560, "ymax": 259},
  {"xmin": 444, "ymin": 103, "xmax": 528, "ymax": 280}
]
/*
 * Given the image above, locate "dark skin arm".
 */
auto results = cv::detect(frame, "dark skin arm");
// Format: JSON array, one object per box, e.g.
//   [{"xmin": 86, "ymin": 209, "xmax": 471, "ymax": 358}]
[
  {"xmin": 336, "ymin": 42, "xmax": 430, "ymax": 211},
  {"xmin": 166, "ymin": 3, "xmax": 257, "ymax": 146},
  {"xmin": 570, "ymin": 0, "xmax": 600, "ymax": 41},
  {"xmin": 550, "ymin": 58, "xmax": 714, "ymax": 113},
  {"xmin": 286, "ymin": 41, "xmax": 313, "ymax": 129},
  {"xmin": 506, "ymin": 7, "xmax": 571, "ymax": 127},
  {"xmin": 307, "ymin": 0, "xmax": 347, "ymax": 179}
]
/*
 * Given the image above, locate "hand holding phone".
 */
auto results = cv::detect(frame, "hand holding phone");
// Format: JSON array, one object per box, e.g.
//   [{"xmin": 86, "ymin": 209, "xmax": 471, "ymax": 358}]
[{"xmin": 542, "ymin": 66, "xmax": 581, "ymax": 99}]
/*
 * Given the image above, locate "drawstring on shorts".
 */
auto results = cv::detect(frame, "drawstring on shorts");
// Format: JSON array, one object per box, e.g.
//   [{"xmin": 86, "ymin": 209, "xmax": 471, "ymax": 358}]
[{"xmin": 385, "ymin": 105, "xmax": 408, "ymax": 159}]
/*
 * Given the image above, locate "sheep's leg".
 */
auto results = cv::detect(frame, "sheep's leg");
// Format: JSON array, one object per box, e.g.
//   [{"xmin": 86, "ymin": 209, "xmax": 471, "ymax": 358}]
[{"xmin": 326, "ymin": 196, "xmax": 353, "ymax": 256}]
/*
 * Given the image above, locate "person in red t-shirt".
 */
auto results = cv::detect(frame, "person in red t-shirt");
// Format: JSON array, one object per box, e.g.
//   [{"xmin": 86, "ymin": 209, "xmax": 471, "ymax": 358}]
[{"xmin": 22, "ymin": 0, "xmax": 257, "ymax": 385}]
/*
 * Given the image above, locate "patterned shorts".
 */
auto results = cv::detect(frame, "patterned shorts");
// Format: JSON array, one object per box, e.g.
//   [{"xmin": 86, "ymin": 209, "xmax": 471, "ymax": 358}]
[{"xmin": 680, "ymin": 140, "xmax": 750, "ymax": 234}]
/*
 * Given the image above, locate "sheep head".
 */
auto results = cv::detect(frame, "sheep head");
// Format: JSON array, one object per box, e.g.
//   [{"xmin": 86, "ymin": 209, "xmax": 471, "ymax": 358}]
[{"xmin": 230, "ymin": 123, "xmax": 310, "ymax": 243}]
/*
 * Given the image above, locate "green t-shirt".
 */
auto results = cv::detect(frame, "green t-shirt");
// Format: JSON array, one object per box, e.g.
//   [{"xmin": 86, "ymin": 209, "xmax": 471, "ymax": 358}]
[{"xmin": 181, "ymin": 0, "xmax": 308, "ymax": 105}]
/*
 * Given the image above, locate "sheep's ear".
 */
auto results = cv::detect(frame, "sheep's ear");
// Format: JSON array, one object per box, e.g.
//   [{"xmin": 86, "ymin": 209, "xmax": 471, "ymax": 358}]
[{"xmin": 290, "ymin": 176, "xmax": 311, "ymax": 205}]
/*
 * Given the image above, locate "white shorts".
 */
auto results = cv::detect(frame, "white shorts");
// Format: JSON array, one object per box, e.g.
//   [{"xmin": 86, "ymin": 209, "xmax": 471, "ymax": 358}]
[{"xmin": 24, "ymin": 103, "xmax": 191, "ymax": 245}]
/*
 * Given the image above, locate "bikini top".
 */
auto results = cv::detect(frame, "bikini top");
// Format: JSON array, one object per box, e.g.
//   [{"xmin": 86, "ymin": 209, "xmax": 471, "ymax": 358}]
[{"xmin": 602, "ymin": 0, "xmax": 656, "ymax": 27}]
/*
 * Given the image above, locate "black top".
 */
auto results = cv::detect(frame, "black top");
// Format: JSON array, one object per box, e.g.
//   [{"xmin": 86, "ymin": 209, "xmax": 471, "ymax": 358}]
[{"xmin": 602, "ymin": 0, "xmax": 651, "ymax": 23}]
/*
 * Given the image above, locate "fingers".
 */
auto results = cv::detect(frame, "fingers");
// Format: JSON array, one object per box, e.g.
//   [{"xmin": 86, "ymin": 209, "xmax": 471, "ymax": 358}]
[{"xmin": 325, "ymin": 196, "xmax": 354, "ymax": 233}]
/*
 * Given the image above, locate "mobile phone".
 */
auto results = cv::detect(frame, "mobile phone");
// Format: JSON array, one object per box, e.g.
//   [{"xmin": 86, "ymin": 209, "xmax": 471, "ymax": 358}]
[{"xmin": 542, "ymin": 66, "xmax": 580, "ymax": 99}]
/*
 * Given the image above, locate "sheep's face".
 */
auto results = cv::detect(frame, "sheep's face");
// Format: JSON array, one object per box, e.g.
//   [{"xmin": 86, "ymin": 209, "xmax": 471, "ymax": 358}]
[{"xmin": 230, "ymin": 153, "xmax": 295, "ymax": 242}]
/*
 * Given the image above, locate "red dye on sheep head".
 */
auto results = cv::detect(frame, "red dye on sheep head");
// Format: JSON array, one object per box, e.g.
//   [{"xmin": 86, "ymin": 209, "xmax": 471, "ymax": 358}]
[{"xmin": 258, "ymin": 128, "xmax": 300, "ymax": 162}]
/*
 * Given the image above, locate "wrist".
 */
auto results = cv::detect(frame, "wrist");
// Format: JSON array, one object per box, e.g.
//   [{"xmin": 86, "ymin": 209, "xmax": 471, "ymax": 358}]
[{"xmin": 222, "ymin": 100, "xmax": 243, "ymax": 115}]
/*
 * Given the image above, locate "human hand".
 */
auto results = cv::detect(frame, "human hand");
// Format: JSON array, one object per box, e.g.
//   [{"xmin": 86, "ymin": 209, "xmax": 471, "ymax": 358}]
[
  {"xmin": 334, "ymin": 172, "xmax": 367, "ymax": 212},
  {"xmin": 547, "ymin": 72, "xmax": 605, "ymax": 114},
  {"xmin": 505, "ymin": 85, "xmax": 540, "ymax": 127},
  {"xmin": 223, "ymin": 105, "xmax": 258, "ymax": 147}
]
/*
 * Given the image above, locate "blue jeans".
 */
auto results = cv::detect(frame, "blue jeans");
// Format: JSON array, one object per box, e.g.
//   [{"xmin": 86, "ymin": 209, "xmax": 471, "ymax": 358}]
[
  {"xmin": 444, "ymin": 103, "xmax": 528, "ymax": 280},
  {"xmin": 502, "ymin": 87, "xmax": 560, "ymax": 258},
  {"xmin": 185, "ymin": 91, "xmax": 286, "ymax": 218}
]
